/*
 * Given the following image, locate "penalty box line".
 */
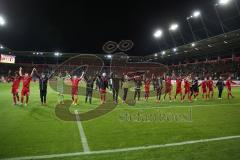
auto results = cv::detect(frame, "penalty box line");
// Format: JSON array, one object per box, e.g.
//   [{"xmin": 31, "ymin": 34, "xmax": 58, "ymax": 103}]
[
  {"xmin": 2, "ymin": 135, "xmax": 240, "ymax": 160},
  {"xmin": 74, "ymin": 110, "xmax": 90, "ymax": 153}
]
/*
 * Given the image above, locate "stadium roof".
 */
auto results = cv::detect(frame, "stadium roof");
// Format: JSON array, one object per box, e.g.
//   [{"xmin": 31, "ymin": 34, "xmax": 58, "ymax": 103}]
[{"xmin": 145, "ymin": 29, "xmax": 240, "ymax": 64}]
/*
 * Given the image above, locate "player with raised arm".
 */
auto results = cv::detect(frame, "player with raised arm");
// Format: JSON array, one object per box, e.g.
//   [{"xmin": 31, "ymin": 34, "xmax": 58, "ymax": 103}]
[
  {"xmin": 8, "ymin": 70, "xmax": 21, "ymax": 105},
  {"xmin": 153, "ymin": 74, "xmax": 164, "ymax": 103},
  {"xmin": 56, "ymin": 71, "xmax": 70, "ymax": 104},
  {"xmin": 84, "ymin": 73, "xmax": 97, "ymax": 104},
  {"xmin": 183, "ymin": 75, "xmax": 192, "ymax": 102},
  {"xmin": 97, "ymin": 73, "xmax": 109, "ymax": 104},
  {"xmin": 143, "ymin": 74, "xmax": 151, "ymax": 101},
  {"xmin": 207, "ymin": 77, "xmax": 214, "ymax": 99},
  {"xmin": 111, "ymin": 72, "xmax": 121, "ymax": 104},
  {"xmin": 133, "ymin": 75, "xmax": 142, "ymax": 101},
  {"xmin": 19, "ymin": 67, "xmax": 35, "ymax": 106},
  {"xmin": 191, "ymin": 76, "xmax": 200, "ymax": 101},
  {"xmin": 199, "ymin": 77, "xmax": 208, "ymax": 100},
  {"xmin": 163, "ymin": 73, "xmax": 173, "ymax": 102},
  {"xmin": 174, "ymin": 76, "xmax": 183, "ymax": 102},
  {"xmin": 70, "ymin": 71, "xmax": 85, "ymax": 106},
  {"xmin": 35, "ymin": 69, "xmax": 53, "ymax": 105}
]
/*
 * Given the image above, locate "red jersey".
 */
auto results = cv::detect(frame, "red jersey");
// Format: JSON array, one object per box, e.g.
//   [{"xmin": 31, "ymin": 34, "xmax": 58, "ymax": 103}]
[
  {"xmin": 226, "ymin": 80, "xmax": 235, "ymax": 89},
  {"xmin": 22, "ymin": 76, "xmax": 32, "ymax": 89},
  {"xmin": 184, "ymin": 80, "xmax": 190, "ymax": 89},
  {"xmin": 71, "ymin": 78, "xmax": 81, "ymax": 88},
  {"xmin": 176, "ymin": 79, "xmax": 182, "ymax": 90},
  {"xmin": 201, "ymin": 81, "xmax": 207, "ymax": 90},
  {"xmin": 144, "ymin": 80, "xmax": 151, "ymax": 91},
  {"xmin": 207, "ymin": 80, "xmax": 214, "ymax": 90},
  {"xmin": 165, "ymin": 78, "xmax": 172, "ymax": 87},
  {"xmin": 12, "ymin": 76, "xmax": 21, "ymax": 89}
]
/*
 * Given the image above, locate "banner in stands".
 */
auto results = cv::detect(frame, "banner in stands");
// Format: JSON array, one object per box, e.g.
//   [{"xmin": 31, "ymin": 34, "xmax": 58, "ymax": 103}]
[{"xmin": 0, "ymin": 54, "xmax": 15, "ymax": 64}]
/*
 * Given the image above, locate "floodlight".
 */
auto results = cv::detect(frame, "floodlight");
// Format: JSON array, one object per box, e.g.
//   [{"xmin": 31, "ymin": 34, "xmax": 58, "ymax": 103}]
[
  {"xmin": 106, "ymin": 55, "xmax": 112, "ymax": 59},
  {"xmin": 191, "ymin": 43, "xmax": 196, "ymax": 47},
  {"xmin": 169, "ymin": 24, "xmax": 179, "ymax": 31},
  {"xmin": 0, "ymin": 16, "xmax": 6, "ymax": 26},
  {"xmin": 162, "ymin": 51, "xmax": 166, "ymax": 55},
  {"xmin": 154, "ymin": 29, "xmax": 163, "ymax": 38},
  {"xmin": 193, "ymin": 11, "xmax": 201, "ymax": 18},
  {"xmin": 218, "ymin": 0, "xmax": 231, "ymax": 5},
  {"xmin": 54, "ymin": 52, "xmax": 60, "ymax": 56}
]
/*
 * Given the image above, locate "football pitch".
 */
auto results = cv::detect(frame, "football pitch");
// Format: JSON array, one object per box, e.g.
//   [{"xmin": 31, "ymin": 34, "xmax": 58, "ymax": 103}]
[{"xmin": 0, "ymin": 83, "xmax": 240, "ymax": 160}]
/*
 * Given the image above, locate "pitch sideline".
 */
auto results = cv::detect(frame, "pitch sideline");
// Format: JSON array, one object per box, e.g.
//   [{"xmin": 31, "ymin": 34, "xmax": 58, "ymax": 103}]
[{"xmin": 2, "ymin": 135, "xmax": 240, "ymax": 160}]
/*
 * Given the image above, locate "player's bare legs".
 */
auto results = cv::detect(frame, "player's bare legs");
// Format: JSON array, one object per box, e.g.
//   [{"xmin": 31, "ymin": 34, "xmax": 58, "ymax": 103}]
[{"xmin": 227, "ymin": 89, "xmax": 233, "ymax": 99}]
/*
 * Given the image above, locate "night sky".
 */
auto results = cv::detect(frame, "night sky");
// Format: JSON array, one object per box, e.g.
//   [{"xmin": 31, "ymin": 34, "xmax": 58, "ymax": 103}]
[{"xmin": 0, "ymin": 0, "xmax": 239, "ymax": 56}]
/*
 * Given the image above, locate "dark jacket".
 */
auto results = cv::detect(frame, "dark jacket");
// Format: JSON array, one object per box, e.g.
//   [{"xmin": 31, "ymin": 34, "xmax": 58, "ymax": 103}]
[
  {"xmin": 98, "ymin": 76, "xmax": 108, "ymax": 90},
  {"xmin": 134, "ymin": 79, "xmax": 142, "ymax": 90},
  {"xmin": 39, "ymin": 77, "xmax": 48, "ymax": 91},
  {"xmin": 86, "ymin": 77, "xmax": 96, "ymax": 91},
  {"xmin": 216, "ymin": 79, "xmax": 225, "ymax": 90}
]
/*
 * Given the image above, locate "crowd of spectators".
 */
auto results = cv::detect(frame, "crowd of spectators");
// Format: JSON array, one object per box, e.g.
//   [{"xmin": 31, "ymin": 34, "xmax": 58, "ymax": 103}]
[
  {"xmin": 0, "ymin": 57, "xmax": 240, "ymax": 82},
  {"xmin": 169, "ymin": 58, "xmax": 240, "ymax": 80}
]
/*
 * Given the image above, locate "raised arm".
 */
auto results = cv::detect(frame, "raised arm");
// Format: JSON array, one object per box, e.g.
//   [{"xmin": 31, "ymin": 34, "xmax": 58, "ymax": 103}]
[
  {"xmin": 34, "ymin": 69, "xmax": 40, "ymax": 78},
  {"xmin": 80, "ymin": 71, "xmax": 85, "ymax": 80},
  {"xmin": 151, "ymin": 74, "xmax": 155, "ymax": 80},
  {"xmin": 47, "ymin": 70, "xmax": 55, "ymax": 79},
  {"xmin": 30, "ymin": 68, "xmax": 36, "ymax": 77},
  {"xmin": 19, "ymin": 67, "xmax": 23, "ymax": 77}
]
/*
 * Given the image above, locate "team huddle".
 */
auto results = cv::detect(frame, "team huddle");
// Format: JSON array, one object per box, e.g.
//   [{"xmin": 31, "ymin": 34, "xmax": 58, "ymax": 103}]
[{"xmin": 8, "ymin": 67, "xmax": 238, "ymax": 106}]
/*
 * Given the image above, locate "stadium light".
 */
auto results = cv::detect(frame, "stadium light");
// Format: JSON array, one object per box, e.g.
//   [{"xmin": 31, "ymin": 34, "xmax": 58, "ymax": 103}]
[
  {"xmin": 191, "ymin": 43, "xmax": 196, "ymax": 47},
  {"xmin": 173, "ymin": 48, "xmax": 177, "ymax": 52},
  {"xmin": 54, "ymin": 52, "xmax": 61, "ymax": 57},
  {"xmin": 154, "ymin": 53, "xmax": 158, "ymax": 57},
  {"xmin": 193, "ymin": 10, "xmax": 201, "ymax": 18},
  {"xmin": 187, "ymin": 9, "xmax": 209, "ymax": 38},
  {"xmin": 162, "ymin": 51, "xmax": 166, "ymax": 55},
  {"xmin": 218, "ymin": 0, "xmax": 232, "ymax": 5},
  {"xmin": 154, "ymin": 29, "xmax": 163, "ymax": 38},
  {"xmin": 0, "ymin": 45, "xmax": 4, "ymax": 49},
  {"xmin": 0, "ymin": 15, "xmax": 6, "ymax": 26},
  {"xmin": 106, "ymin": 55, "xmax": 112, "ymax": 59},
  {"xmin": 169, "ymin": 24, "xmax": 179, "ymax": 31}
]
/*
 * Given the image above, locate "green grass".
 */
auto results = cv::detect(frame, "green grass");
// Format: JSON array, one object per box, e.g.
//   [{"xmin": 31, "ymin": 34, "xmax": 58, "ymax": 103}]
[{"xmin": 0, "ymin": 82, "xmax": 240, "ymax": 160}]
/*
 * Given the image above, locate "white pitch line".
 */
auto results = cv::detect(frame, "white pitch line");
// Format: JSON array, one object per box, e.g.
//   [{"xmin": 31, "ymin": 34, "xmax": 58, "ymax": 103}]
[
  {"xmin": 74, "ymin": 110, "xmax": 90, "ymax": 153},
  {"xmin": 2, "ymin": 135, "xmax": 240, "ymax": 160}
]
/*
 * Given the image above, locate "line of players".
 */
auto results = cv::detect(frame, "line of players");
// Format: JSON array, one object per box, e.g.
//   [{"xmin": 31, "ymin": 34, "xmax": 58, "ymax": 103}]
[{"xmin": 8, "ymin": 67, "xmax": 238, "ymax": 106}]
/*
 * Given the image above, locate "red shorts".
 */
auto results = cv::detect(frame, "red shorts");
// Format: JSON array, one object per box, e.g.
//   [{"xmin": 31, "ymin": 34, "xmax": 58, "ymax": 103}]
[
  {"xmin": 21, "ymin": 88, "xmax": 30, "ymax": 96},
  {"xmin": 208, "ymin": 88, "xmax": 213, "ymax": 92},
  {"xmin": 176, "ymin": 89, "xmax": 182, "ymax": 94},
  {"xmin": 165, "ymin": 86, "xmax": 172, "ymax": 93},
  {"xmin": 185, "ymin": 88, "xmax": 190, "ymax": 94},
  {"xmin": 100, "ymin": 89, "xmax": 106, "ymax": 94},
  {"xmin": 145, "ymin": 87, "xmax": 150, "ymax": 92},
  {"xmin": 202, "ymin": 88, "xmax": 207, "ymax": 93},
  {"xmin": 12, "ymin": 88, "xmax": 19, "ymax": 94},
  {"xmin": 72, "ymin": 87, "xmax": 78, "ymax": 96},
  {"xmin": 227, "ymin": 87, "xmax": 231, "ymax": 91}
]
